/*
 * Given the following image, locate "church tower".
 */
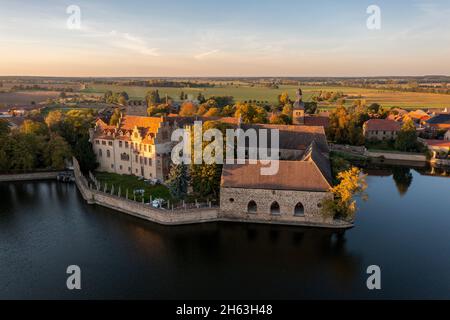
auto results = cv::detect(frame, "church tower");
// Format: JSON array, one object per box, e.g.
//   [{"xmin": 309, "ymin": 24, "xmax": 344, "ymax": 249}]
[{"xmin": 292, "ymin": 88, "xmax": 305, "ymax": 125}]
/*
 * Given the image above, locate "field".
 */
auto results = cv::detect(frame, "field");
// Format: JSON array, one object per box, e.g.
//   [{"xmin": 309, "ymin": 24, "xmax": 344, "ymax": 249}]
[
  {"xmin": 0, "ymin": 91, "xmax": 60, "ymax": 108},
  {"xmin": 82, "ymin": 84, "xmax": 450, "ymax": 109}
]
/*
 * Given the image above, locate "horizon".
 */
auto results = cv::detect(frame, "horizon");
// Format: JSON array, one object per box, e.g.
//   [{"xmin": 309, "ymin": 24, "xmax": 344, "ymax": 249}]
[{"xmin": 1, "ymin": 0, "xmax": 450, "ymax": 77}]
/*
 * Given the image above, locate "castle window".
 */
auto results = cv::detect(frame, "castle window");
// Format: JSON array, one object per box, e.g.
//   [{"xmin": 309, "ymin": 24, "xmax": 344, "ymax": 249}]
[
  {"xmin": 108, "ymin": 141, "xmax": 113, "ymax": 146},
  {"xmin": 148, "ymin": 158, "xmax": 152, "ymax": 166},
  {"xmin": 107, "ymin": 150, "xmax": 111, "ymax": 158},
  {"xmin": 229, "ymin": 198, "xmax": 234, "ymax": 203},
  {"xmin": 144, "ymin": 145, "xmax": 147, "ymax": 152},
  {"xmin": 294, "ymin": 202, "xmax": 305, "ymax": 216},
  {"xmin": 270, "ymin": 201, "xmax": 280, "ymax": 215},
  {"xmin": 95, "ymin": 140, "xmax": 99, "ymax": 145},
  {"xmin": 247, "ymin": 201, "xmax": 257, "ymax": 214},
  {"xmin": 98, "ymin": 149, "xmax": 102, "ymax": 157},
  {"xmin": 119, "ymin": 141, "xmax": 123, "ymax": 148},
  {"xmin": 102, "ymin": 140, "xmax": 106, "ymax": 145},
  {"xmin": 125, "ymin": 142, "xmax": 129, "ymax": 148}
]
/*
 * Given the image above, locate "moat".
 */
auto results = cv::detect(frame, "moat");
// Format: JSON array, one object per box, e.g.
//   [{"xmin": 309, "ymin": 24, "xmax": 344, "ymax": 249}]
[{"xmin": 1, "ymin": 165, "xmax": 450, "ymax": 299}]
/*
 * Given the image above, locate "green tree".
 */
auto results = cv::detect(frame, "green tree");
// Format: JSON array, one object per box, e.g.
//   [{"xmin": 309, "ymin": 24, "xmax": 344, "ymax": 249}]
[
  {"xmin": 73, "ymin": 135, "xmax": 98, "ymax": 173},
  {"xmin": 0, "ymin": 119, "xmax": 10, "ymax": 136},
  {"xmin": 395, "ymin": 118, "xmax": 417, "ymax": 151},
  {"xmin": 304, "ymin": 101, "xmax": 318, "ymax": 114},
  {"xmin": 166, "ymin": 164, "xmax": 189, "ymax": 199},
  {"xmin": 145, "ymin": 90, "xmax": 161, "ymax": 105},
  {"xmin": 45, "ymin": 134, "xmax": 72, "ymax": 169}
]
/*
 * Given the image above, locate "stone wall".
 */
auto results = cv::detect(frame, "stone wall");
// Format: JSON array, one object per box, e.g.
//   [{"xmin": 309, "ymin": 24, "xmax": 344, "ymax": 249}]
[
  {"xmin": 219, "ymin": 187, "xmax": 350, "ymax": 228},
  {"xmin": 0, "ymin": 171, "xmax": 60, "ymax": 182},
  {"xmin": 73, "ymin": 157, "xmax": 219, "ymax": 225},
  {"xmin": 74, "ymin": 158, "xmax": 352, "ymax": 228},
  {"xmin": 365, "ymin": 150, "xmax": 427, "ymax": 162}
]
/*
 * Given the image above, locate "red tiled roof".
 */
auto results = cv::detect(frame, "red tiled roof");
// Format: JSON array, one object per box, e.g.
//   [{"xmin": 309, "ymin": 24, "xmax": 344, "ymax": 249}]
[
  {"xmin": 221, "ymin": 160, "xmax": 331, "ymax": 192},
  {"xmin": 364, "ymin": 119, "xmax": 402, "ymax": 132},
  {"xmin": 424, "ymin": 139, "xmax": 450, "ymax": 148}
]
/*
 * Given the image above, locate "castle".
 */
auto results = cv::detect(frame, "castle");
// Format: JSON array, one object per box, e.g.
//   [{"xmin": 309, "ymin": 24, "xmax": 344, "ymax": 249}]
[{"xmin": 90, "ymin": 109, "xmax": 336, "ymax": 226}]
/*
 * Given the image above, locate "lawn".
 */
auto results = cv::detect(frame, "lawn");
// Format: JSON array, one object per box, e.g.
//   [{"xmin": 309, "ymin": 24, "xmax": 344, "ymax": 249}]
[
  {"xmin": 81, "ymin": 84, "xmax": 450, "ymax": 109},
  {"xmin": 94, "ymin": 171, "xmax": 172, "ymax": 203}
]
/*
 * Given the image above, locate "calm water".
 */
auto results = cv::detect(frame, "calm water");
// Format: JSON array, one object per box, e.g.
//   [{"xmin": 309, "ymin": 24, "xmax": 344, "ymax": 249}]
[{"xmin": 1, "ymin": 167, "xmax": 450, "ymax": 299}]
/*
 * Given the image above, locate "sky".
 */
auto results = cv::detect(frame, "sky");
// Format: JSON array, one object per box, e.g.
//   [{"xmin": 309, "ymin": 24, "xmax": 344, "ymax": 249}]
[{"xmin": 0, "ymin": 0, "xmax": 450, "ymax": 77}]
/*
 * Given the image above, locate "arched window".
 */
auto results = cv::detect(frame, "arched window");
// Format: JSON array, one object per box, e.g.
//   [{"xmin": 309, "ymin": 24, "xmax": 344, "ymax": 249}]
[
  {"xmin": 294, "ymin": 202, "xmax": 305, "ymax": 216},
  {"xmin": 270, "ymin": 201, "xmax": 280, "ymax": 215},
  {"xmin": 247, "ymin": 201, "xmax": 257, "ymax": 214},
  {"xmin": 106, "ymin": 150, "xmax": 111, "ymax": 158}
]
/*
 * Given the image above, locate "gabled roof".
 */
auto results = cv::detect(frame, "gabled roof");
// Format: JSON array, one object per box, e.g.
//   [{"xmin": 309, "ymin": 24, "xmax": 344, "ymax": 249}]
[
  {"xmin": 240, "ymin": 123, "xmax": 329, "ymax": 153},
  {"xmin": 221, "ymin": 142, "xmax": 332, "ymax": 192},
  {"xmin": 426, "ymin": 113, "xmax": 450, "ymax": 125},
  {"xmin": 364, "ymin": 119, "xmax": 402, "ymax": 132}
]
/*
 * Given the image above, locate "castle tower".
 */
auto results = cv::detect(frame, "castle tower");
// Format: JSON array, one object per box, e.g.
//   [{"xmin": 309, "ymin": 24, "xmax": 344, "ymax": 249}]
[{"xmin": 292, "ymin": 88, "xmax": 305, "ymax": 125}]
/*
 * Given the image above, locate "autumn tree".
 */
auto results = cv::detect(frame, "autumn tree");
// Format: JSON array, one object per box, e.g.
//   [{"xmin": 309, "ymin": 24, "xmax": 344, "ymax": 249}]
[
  {"xmin": 45, "ymin": 110, "xmax": 63, "ymax": 132},
  {"xmin": 179, "ymin": 101, "xmax": 197, "ymax": 116},
  {"xmin": 109, "ymin": 108, "xmax": 121, "ymax": 126},
  {"xmin": 321, "ymin": 167, "xmax": 368, "ymax": 221},
  {"xmin": 234, "ymin": 102, "xmax": 267, "ymax": 124}
]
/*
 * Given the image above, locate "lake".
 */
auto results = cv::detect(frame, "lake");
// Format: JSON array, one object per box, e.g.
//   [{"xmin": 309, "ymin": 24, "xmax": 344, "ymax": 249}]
[{"xmin": 1, "ymin": 165, "xmax": 450, "ymax": 299}]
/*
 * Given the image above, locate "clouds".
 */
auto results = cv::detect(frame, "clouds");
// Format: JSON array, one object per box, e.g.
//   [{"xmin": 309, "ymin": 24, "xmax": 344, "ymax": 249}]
[{"xmin": 194, "ymin": 49, "xmax": 220, "ymax": 60}]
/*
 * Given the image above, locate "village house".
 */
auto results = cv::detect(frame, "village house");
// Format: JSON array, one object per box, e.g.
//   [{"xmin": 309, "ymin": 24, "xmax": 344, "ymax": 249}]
[
  {"xmin": 424, "ymin": 113, "xmax": 450, "ymax": 134},
  {"xmin": 363, "ymin": 119, "xmax": 402, "ymax": 141},
  {"xmin": 445, "ymin": 130, "xmax": 450, "ymax": 141}
]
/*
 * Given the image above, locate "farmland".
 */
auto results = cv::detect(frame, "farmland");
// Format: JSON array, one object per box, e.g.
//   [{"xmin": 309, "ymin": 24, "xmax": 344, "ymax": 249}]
[{"xmin": 82, "ymin": 83, "xmax": 450, "ymax": 109}]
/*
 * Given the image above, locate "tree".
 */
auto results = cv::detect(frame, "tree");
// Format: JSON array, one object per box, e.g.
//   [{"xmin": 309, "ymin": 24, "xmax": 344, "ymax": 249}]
[
  {"xmin": 179, "ymin": 101, "xmax": 197, "ymax": 116},
  {"xmin": 45, "ymin": 134, "xmax": 72, "ymax": 169},
  {"xmin": 197, "ymin": 93, "xmax": 206, "ymax": 104},
  {"xmin": 234, "ymin": 102, "xmax": 267, "ymax": 124},
  {"xmin": 0, "ymin": 119, "xmax": 10, "ymax": 136},
  {"xmin": 189, "ymin": 121, "xmax": 231, "ymax": 199},
  {"xmin": 304, "ymin": 102, "xmax": 318, "ymax": 115},
  {"xmin": 179, "ymin": 91, "xmax": 185, "ymax": 101},
  {"xmin": 269, "ymin": 113, "xmax": 291, "ymax": 125},
  {"xmin": 321, "ymin": 167, "xmax": 368, "ymax": 221},
  {"xmin": 104, "ymin": 90, "xmax": 114, "ymax": 103},
  {"xmin": 147, "ymin": 103, "xmax": 170, "ymax": 116},
  {"xmin": 203, "ymin": 107, "xmax": 221, "ymax": 117},
  {"xmin": 326, "ymin": 105, "xmax": 365, "ymax": 145},
  {"xmin": 109, "ymin": 108, "xmax": 121, "ymax": 126},
  {"xmin": 166, "ymin": 164, "xmax": 189, "ymax": 199},
  {"xmin": 281, "ymin": 103, "xmax": 293, "ymax": 116},
  {"xmin": 73, "ymin": 135, "xmax": 98, "ymax": 173},
  {"xmin": 45, "ymin": 110, "xmax": 63, "ymax": 132},
  {"xmin": 368, "ymin": 103, "xmax": 381, "ymax": 114},
  {"xmin": 20, "ymin": 120, "xmax": 48, "ymax": 136},
  {"xmin": 395, "ymin": 118, "xmax": 417, "ymax": 151},
  {"xmin": 145, "ymin": 90, "xmax": 161, "ymax": 105},
  {"xmin": 278, "ymin": 92, "xmax": 290, "ymax": 106}
]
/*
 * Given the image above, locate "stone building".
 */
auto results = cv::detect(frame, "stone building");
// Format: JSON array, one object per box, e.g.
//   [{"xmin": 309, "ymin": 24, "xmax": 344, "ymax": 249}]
[
  {"xmin": 363, "ymin": 119, "xmax": 402, "ymax": 141},
  {"xmin": 90, "ymin": 115, "xmax": 174, "ymax": 181},
  {"xmin": 220, "ymin": 141, "xmax": 334, "ymax": 225}
]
